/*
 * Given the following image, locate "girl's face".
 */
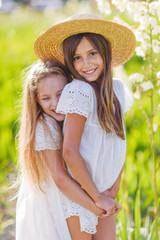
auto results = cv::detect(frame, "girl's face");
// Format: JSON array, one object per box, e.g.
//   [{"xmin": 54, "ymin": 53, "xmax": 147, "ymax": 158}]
[
  {"xmin": 37, "ymin": 74, "xmax": 67, "ymax": 122},
  {"xmin": 73, "ymin": 37, "xmax": 104, "ymax": 82}
]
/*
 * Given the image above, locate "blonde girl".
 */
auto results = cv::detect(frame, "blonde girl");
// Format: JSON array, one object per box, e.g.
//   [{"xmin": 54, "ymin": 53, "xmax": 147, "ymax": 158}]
[
  {"xmin": 16, "ymin": 60, "xmax": 105, "ymax": 240},
  {"xmin": 34, "ymin": 13, "xmax": 136, "ymax": 239}
]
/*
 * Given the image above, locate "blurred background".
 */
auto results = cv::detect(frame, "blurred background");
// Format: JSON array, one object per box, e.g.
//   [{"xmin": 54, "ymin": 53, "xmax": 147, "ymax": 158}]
[{"xmin": 0, "ymin": 0, "xmax": 159, "ymax": 239}]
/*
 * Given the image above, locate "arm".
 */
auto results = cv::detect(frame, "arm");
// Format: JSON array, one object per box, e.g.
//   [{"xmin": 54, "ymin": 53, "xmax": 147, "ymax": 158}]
[
  {"xmin": 43, "ymin": 149, "xmax": 104, "ymax": 217},
  {"xmin": 63, "ymin": 113, "xmax": 122, "ymax": 216},
  {"xmin": 102, "ymin": 168, "xmax": 123, "ymax": 199}
]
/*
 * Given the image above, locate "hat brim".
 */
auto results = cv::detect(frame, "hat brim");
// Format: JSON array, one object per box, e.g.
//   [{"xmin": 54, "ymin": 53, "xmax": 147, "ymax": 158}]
[{"xmin": 34, "ymin": 19, "xmax": 136, "ymax": 67}]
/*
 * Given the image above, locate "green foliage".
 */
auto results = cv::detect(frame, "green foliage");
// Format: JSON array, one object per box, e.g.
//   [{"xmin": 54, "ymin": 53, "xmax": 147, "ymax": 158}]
[{"xmin": 134, "ymin": 188, "xmax": 141, "ymax": 240}]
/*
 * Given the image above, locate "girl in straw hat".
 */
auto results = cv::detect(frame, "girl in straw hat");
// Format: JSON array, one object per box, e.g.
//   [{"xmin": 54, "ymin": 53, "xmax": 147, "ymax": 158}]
[
  {"xmin": 34, "ymin": 13, "xmax": 136, "ymax": 239},
  {"xmin": 16, "ymin": 60, "xmax": 106, "ymax": 240}
]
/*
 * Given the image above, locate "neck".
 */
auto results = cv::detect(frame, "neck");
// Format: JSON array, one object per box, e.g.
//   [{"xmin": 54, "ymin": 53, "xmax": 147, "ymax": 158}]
[{"xmin": 58, "ymin": 121, "xmax": 64, "ymax": 129}]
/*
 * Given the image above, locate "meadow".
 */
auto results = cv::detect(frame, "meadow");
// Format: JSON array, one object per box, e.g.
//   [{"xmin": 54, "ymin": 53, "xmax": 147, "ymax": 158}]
[{"xmin": 0, "ymin": 3, "xmax": 159, "ymax": 239}]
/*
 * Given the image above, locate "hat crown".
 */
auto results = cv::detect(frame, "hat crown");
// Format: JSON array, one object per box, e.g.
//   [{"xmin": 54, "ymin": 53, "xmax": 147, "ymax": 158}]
[{"xmin": 64, "ymin": 13, "xmax": 104, "ymax": 22}]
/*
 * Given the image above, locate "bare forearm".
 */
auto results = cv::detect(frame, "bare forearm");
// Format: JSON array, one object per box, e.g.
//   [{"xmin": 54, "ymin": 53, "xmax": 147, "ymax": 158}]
[{"xmin": 63, "ymin": 150, "xmax": 100, "ymax": 202}]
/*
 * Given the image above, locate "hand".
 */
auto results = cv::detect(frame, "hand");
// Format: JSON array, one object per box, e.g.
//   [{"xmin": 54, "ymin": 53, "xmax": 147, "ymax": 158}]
[
  {"xmin": 102, "ymin": 189, "xmax": 112, "ymax": 198},
  {"xmin": 95, "ymin": 193, "xmax": 122, "ymax": 218},
  {"xmin": 92, "ymin": 205, "xmax": 106, "ymax": 217}
]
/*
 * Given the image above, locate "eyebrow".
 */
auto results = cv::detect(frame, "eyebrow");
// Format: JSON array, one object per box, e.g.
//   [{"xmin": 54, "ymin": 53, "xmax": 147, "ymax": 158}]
[
  {"xmin": 39, "ymin": 94, "xmax": 49, "ymax": 97},
  {"xmin": 74, "ymin": 48, "xmax": 96, "ymax": 56},
  {"xmin": 39, "ymin": 89, "xmax": 63, "ymax": 97}
]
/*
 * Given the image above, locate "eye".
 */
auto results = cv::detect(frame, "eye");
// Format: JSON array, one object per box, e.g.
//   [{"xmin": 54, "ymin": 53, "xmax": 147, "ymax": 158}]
[
  {"xmin": 57, "ymin": 93, "xmax": 61, "ymax": 97},
  {"xmin": 89, "ymin": 51, "xmax": 97, "ymax": 56},
  {"xmin": 42, "ymin": 97, "xmax": 49, "ymax": 101},
  {"xmin": 73, "ymin": 56, "xmax": 81, "ymax": 61}
]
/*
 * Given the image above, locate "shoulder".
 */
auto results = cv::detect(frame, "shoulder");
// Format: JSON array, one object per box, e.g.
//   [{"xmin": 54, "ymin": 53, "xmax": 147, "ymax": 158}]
[
  {"xmin": 36, "ymin": 114, "xmax": 59, "ymax": 133},
  {"xmin": 57, "ymin": 80, "xmax": 94, "ymax": 118},
  {"xmin": 62, "ymin": 79, "xmax": 94, "ymax": 96},
  {"xmin": 35, "ymin": 114, "xmax": 61, "ymax": 151}
]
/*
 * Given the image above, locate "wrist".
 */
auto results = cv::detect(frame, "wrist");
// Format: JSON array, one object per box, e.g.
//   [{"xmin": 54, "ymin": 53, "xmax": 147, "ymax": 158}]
[
  {"xmin": 93, "ymin": 192, "xmax": 101, "ymax": 204},
  {"xmin": 109, "ymin": 189, "xmax": 117, "ymax": 199}
]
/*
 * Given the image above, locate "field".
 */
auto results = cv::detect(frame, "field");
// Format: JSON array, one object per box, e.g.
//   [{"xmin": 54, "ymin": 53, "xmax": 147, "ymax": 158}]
[{"xmin": 0, "ymin": 3, "xmax": 159, "ymax": 239}]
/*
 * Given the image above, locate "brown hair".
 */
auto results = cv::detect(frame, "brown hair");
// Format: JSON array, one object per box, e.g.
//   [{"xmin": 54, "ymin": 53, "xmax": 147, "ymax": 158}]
[
  {"xmin": 63, "ymin": 33, "xmax": 125, "ymax": 140},
  {"xmin": 18, "ymin": 60, "xmax": 70, "ymax": 191}
]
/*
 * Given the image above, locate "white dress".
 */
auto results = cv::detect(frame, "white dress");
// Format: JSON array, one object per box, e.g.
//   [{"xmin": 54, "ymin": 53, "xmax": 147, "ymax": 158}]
[
  {"xmin": 56, "ymin": 79, "xmax": 133, "ymax": 234},
  {"xmin": 16, "ymin": 114, "xmax": 71, "ymax": 240}
]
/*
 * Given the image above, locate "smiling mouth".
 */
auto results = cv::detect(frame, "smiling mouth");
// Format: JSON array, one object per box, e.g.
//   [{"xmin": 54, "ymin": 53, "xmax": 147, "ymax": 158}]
[
  {"xmin": 52, "ymin": 110, "xmax": 61, "ymax": 116},
  {"xmin": 83, "ymin": 68, "xmax": 97, "ymax": 75}
]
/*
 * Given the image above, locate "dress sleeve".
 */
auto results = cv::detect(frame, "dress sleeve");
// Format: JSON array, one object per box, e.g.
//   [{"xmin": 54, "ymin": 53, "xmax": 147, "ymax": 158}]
[
  {"xmin": 56, "ymin": 81, "xmax": 93, "ymax": 118},
  {"xmin": 123, "ymin": 82, "xmax": 134, "ymax": 113},
  {"xmin": 114, "ymin": 79, "xmax": 134, "ymax": 113},
  {"xmin": 35, "ymin": 117, "xmax": 61, "ymax": 151}
]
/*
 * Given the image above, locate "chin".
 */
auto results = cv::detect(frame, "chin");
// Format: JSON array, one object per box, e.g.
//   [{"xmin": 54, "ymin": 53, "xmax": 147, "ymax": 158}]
[{"xmin": 55, "ymin": 115, "xmax": 65, "ymax": 122}]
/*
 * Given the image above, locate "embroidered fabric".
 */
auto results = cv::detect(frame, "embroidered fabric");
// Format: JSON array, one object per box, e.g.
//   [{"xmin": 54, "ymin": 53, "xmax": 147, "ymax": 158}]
[
  {"xmin": 56, "ymin": 80, "xmax": 93, "ymax": 118},
  {"xmin": 123, "ymin": 83, "xmax": 134, "ymax": 113},
  {"xmin": 35, "ymin": 114, "xmax": 61, "ymax": 151},
  {"xmin": 59, "ymin": 191, "xmax": 98, "ymax": 234}
]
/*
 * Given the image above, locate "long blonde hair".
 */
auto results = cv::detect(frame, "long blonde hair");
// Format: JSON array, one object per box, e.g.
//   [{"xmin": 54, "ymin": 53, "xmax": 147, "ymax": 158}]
[
  {"xmin": 18, "ymin": 60, "xmax": 70, "ymax": 191},
  {"xmin": 63, "ymin": 33, "xmax": 125, "ymax": 140}
]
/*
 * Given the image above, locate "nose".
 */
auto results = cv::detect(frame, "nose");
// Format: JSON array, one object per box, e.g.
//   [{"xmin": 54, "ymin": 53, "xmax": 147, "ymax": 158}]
[
  {"xmin": 51, "ymin": 98, "xmax": 57, "ymax": 109},
  {"xmin": 82, "ymin": 57, "xmax": 91, "ymax": 68}
]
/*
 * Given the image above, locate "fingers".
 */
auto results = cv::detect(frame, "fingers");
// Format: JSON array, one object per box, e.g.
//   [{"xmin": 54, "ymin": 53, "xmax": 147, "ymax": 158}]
[
  {"xmin": 115, "ymin": 201, "xmax": 122, "ymax": 212},
  {"xmin": 100, "ymin": 202, "xmax": 122, "ymax": 218}
]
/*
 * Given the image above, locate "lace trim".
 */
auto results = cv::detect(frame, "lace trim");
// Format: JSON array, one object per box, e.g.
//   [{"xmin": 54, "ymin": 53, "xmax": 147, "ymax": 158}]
[
  {"xmin": 57, "ymin": 81, "xmax": 93, "ymax": 118},
  {"xmin": 57, "ymin": 108, "xmax": 88, "ymax": 118},
  {"xmin": 59, "ymin": 191, "xmax": 98, "ymax": 234}
]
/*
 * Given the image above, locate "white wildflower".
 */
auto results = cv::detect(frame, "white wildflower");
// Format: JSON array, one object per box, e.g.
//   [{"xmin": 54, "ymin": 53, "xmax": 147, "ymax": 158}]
[
  {"xmin": 141, "ymin": 81, "xmax": 154, "ymax": 91},
  {"xmin": 139, "ymin": 16, "xmax": 150, "ymax": 30},
  {"xmin": 152, "ymin": 40, "xmax": 160, "ymax": 54},
  {"xmin": 113, "ymin": 16, "xmax": 130, "ymax": 28},
  {"xmin": 158, "ymin": 89, "xmax": 160, "ymax": 95},
  {"xmin": 129, "ymin": 1, "xmax": 147, "ymax": 13},
  {"xmin": 142, "ymin": 41, "xmax": 150, "ymax": 51},
  {"xmin": 153, "ymin": 124, "xmax": 158, "ymax": 133},
  {"xmin": 129, "ymin": 73, "xmax": 144, "ymax": 83},
  {"xmin": 149, "ymin": 17, "xmax": 157, "ymax": 26},
  {"xmin": 111, "ymin": 0, "xmax": 126, "ymax": 12},
  {"xmin": 140, "ymin": 227, "xmax": 148, "ymax": 237},
  {"xmin": 134, "ymin": 30, "xmax": 149, "ymax": 42},
  {"xmin": 157, "ymin": 72, "xmax": 160, "ymax": 79},
  {"xmin": 134, "ymin": 12, "xmax": 143, "ymax": 22},
  {"xmin": 135, "ymin": 30, "xmax": 144, "ymax": 42},
  {"xmin": 152, "ymin": 25, "xmax": 160, "ymax": 35},
  {"xmin": 136, "ymin": 41, "xmax": 150, "ymax": 57},
  {"xmin": 136, "ymin": 46, "xmax": 146, "ymax": 57},
  {"xmin": 96, "ymin": 0, "xmax": 112, "ymax": 15},
  {"xmin": 134, "ymin": 90, "xmax": 141, "ymax": 99},
  {"xmin": 149, "ymin": 2, "xmax": 159, "ymax": 15}
]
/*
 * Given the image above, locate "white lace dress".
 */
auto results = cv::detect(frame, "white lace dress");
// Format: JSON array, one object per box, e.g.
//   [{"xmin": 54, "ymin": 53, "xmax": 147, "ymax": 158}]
[
  {"xmin": 16, "ymin": 114, "xmax": 71, "ymax": 240},
  {"xmin": 56, "ymin": 79, "xmax": 133, "ymax": 234}
]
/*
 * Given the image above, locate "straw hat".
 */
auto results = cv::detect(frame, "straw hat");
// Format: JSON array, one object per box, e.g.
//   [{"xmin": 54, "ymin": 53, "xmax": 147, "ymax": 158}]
[{"xmin": 34, "ymin": 13, "xmax": 136, "ymax": 67}]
